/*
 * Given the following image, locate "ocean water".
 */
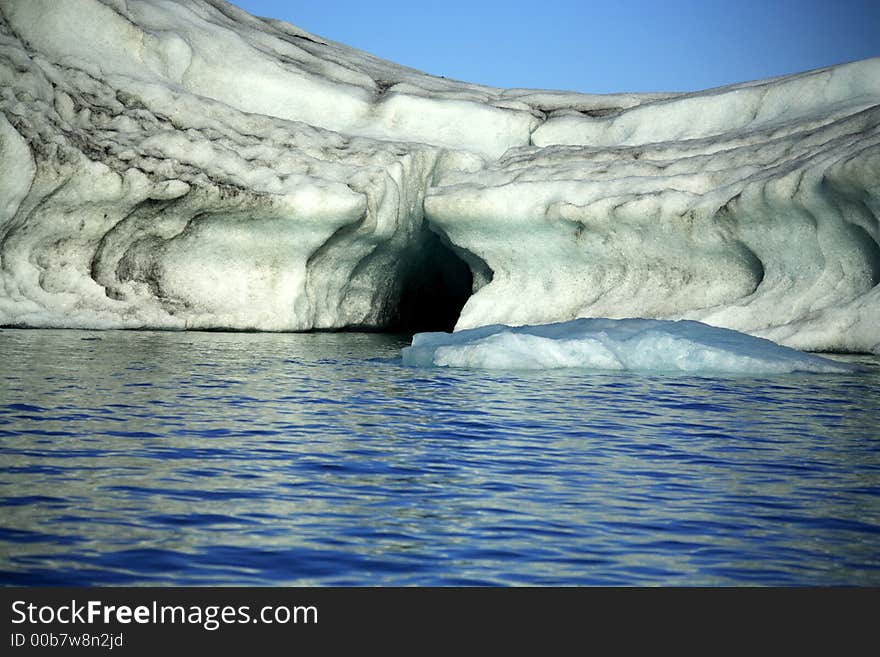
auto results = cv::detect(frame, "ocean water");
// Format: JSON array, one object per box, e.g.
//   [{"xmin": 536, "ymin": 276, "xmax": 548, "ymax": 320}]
[{"xmin": 1, "ymin": 328, "xmax": 878, "ymax": 586}]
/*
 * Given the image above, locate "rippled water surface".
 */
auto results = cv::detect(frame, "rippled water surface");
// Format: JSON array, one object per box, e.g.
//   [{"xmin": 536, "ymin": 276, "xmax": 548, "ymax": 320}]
[{"xmin": 1, "ymin": 329, "xmax": 879, "ymax": 585}]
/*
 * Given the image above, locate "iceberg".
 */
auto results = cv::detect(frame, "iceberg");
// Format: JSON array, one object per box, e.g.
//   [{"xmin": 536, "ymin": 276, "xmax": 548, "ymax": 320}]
[
  {"xmin": 0, "ymin": 0, "xmax": 878, "ymax": 352},
  {"xmin": 402, "ymin": 319, "xmax": 855, "ymax": 374}
]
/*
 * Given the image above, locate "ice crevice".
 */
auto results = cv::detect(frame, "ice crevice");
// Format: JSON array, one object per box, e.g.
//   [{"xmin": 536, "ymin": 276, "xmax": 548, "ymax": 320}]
[{"xmin": 0, "ymin": 0, "xmax": 879, "ymax": 352}]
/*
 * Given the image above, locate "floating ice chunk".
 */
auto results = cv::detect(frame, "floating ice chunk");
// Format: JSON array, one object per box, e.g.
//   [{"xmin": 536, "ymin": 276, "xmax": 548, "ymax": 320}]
[{"xmin": 402, "ymin": 319, "xmax": 854, "ymax": 374}]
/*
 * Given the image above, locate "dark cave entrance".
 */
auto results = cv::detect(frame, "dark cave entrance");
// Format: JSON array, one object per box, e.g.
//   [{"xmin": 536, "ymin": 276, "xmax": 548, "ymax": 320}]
[{"xmin": 385, "ymin": 227, "xmax": 477, "ymax": 334}]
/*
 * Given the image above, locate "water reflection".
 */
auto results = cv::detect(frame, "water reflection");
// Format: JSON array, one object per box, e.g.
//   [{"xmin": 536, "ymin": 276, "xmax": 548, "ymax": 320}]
[{"xmin": 1, "ymin": 329, "xmax": 879, "ymax": 585}]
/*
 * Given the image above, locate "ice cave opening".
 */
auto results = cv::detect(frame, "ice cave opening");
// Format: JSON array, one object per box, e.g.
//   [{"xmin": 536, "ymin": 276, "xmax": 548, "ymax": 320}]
[{"xmin": 385, "ymin": 228, "xmax": 475, "ymax": 334}]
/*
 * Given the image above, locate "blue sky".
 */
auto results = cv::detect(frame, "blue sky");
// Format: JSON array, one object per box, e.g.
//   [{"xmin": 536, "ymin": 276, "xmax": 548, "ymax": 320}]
[{"xmin": 231, "ymin": 1, "xmax": 880, "ymax": 93}]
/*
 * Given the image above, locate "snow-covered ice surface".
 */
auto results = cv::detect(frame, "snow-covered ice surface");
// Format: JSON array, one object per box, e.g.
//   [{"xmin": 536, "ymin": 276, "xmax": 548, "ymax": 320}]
[
  {"xmin": 1, "ymin": 0, "xmax": 879, "ymax": 351},
  {"xmin": 402, "ymin": 318, "xmax": 856, "ymax": 374}
]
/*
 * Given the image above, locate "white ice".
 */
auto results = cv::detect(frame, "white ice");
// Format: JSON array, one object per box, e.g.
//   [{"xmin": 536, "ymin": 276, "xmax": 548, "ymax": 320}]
[
  {"xmin": 402, "ymin": 319, "xmax": 855, "ymax": 374},
  {"xmin": 0, "ymin": 0, "xmax": 878, "ymax": 353}
]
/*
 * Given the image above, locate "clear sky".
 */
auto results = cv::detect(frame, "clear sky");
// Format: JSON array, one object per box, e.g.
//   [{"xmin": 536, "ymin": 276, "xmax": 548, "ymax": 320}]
[{"xmin": 230, "ymin": 0, "xmax": 880, "ymax": 94}]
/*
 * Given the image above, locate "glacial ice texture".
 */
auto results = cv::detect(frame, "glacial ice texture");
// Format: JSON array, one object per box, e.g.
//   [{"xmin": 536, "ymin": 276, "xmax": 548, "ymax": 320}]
[
  {"xmin": 0, "ymin": 0, "xmax": 879, "ymax": 352},
  {"xmin": 401, "ymin": 319, "xmax": 855, "ymax": 374}
]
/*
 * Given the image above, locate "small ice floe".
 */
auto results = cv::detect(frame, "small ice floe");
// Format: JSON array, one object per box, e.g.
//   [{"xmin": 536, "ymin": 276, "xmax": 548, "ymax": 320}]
[{"xmin": 402, "ymin": 318, "xmax": 855, "ymax": 374}]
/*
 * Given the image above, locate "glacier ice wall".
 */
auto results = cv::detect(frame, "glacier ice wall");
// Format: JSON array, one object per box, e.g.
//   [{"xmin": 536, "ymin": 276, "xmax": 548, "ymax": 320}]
[{"xmin": 0, "ymin": 0, "xmax": 878, "ymax": 352}]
